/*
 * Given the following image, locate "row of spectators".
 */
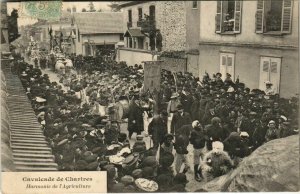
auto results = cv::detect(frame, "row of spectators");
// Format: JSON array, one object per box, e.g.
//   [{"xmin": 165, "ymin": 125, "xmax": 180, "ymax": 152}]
[{"xmin": 13, "ymin": 54, "xmax": 299, "ymax": 192}]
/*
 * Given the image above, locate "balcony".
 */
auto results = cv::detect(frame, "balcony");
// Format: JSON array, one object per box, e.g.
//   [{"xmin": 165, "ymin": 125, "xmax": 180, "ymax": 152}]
[
  {"xmin": 137, "ymin": 19, "xmax": 156, "ymax": 33},
  {"xmin": 127, "ymin": 22, "xmax": 132, "ymax": 28}
]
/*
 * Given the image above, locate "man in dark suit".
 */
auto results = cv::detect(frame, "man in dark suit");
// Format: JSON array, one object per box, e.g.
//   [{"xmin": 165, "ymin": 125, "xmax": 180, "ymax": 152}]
[
  {"xmin": 128, "ymin": 95, "xmax": 144, "ymax": 139},
  {"xmin": 148, "ymin": 110, "xmax": 168, "ymax": 149},
  {"xmin": 171, "ymin": 104, "xmax": 192, "ymax": 137}
]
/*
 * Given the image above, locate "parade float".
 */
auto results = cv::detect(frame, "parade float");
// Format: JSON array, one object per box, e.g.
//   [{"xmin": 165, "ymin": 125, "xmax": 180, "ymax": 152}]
[{"xmin": 195, "ymin": 135, "xmax": 299, "ymax": 192}]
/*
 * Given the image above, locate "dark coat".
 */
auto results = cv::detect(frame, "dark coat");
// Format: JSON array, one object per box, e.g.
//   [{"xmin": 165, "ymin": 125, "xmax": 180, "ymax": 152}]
[
  {"xmin": 128, "ymin": 101, "xmax": 144, "ymax": 133},
  {"xmin": 204, "ymin": 124, "xmax": 228, "ymax": 150},
  {"xmin": 170, "ymin": 112, "xmax": 192, "ymax": 135},
  {"xmin": 198, "ymin": 98, "xmax": 208, "ymax": 122},
  {"xmin": 190, "ymin": 129, "xmax": 206, "ymax": 149},
  {"xmin": 190, "ymin": 100, "xmax": 200, "ymax": 121},
  {"xmin": 182, "ymin": 94, "xmax": 194, "ymax": 114},
  {"xmin": 202, "ymin": 100, "xmax": 216, "ymax": 125},
  {"xmin": 148, "ymin": 116, "xmax": 168, "ymax": 147},
  {"xmin": 175, "ymin": 124, "xmax": 192, "ymax": 141}
]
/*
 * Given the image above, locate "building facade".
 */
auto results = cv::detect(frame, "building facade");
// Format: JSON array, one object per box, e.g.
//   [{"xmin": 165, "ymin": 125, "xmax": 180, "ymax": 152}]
[
  {"xmin": 197, "ymin": 0, "xmax": 298, "ymax": 98},
  {"xmin": 118, "ymin": 1, "xmax": 187, "ymax": 66},
  {"xmin": 73, "ymin": 12, "xmax": 124, "ymax": 56},
  {"xmin": 185, "ymin": 1, "xmax": 201, "ymax": 75},
  {"xmin": 1, "ymin": 2, "xmax": 10, "ymax": 53}
]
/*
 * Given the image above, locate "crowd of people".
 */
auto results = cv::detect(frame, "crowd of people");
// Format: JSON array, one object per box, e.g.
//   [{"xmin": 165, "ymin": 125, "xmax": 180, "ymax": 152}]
[{"xmin": 12, "ymin": 54, "xmax": 298, "ymax": 192}]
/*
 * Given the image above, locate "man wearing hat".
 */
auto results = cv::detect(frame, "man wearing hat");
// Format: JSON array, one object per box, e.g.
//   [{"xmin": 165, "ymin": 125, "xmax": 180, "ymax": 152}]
[
  {"xmin": 148, "ymin": 110, "xmax": 168, "ymax": 149},
  {"xmin": 189, "ymin": 120, "xmax": 206, "ymax": 181},
  {"xmin": 265, "ymin": 120, "xmax": 278, "ymax": 142},
  {"xmin": 171, "ymin": 104, "xmax": 192, "ymax": 137},
  {"xmin": 204, "ymin": 117, "xmax": 228, "ymax": 151},
  {"xmin": 128, "ymin": 95, "xmax": 144, "ymax": 139}
]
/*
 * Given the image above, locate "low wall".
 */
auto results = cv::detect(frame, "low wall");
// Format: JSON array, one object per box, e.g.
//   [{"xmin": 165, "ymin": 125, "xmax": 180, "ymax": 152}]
[
  {"xmin": 1, "ymin": 69, "xmax": 15, "ymax": 172},
  {"xmin": 117, "ymin": 48, "xmax": 154, "ymax": 67},
  {"xmin": 160, "ymin": 56, "xmax": 187, "ymax": 72},
  {"xmin": 187, "ymin": 53, "xmax": 199, "ymax": 76}
]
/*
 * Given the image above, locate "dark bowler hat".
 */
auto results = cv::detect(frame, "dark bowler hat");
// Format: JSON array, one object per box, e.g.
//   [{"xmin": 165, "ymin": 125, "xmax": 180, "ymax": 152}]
[
  {"xmin": 159, "ymin": 152, "xmax": 174, "ymax": 167},
  {"xmin": 174, "ymin": 173, "xmax": 188, "ymax": 184},
  {"xmin": 132, "ymin": 169, "xmax": 143, "ymax": 179},
  {"xmin": 142, "ymin": 166, "xmax": 154, "ymax": 178},
  {"xmin": 142, "ymin": 156, "xmax": 158, "ymax": 168},
  {"xmin": 84, "ymin": 154, "xmax": 98, "ymax": 163},
  {"xmin": 120, "ymin": 175, "xmax": 135, "ymax": 186},
  {"xmin": 86, "ymin": 161, "xmax": 99, "ymax": 171},
  {"xmin": 75, "ymin": 160, "xmax": 88, "ymax": 171}
]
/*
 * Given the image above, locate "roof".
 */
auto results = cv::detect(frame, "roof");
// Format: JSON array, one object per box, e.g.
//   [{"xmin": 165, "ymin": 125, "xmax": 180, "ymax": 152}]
[
  {"xmin": 124, "ymin": 29, "xmax": 145, "ymax": 37},
  {"xmin": 119, "ymin": 1, "xmax": 150, "ymax": 8},
  {"xmin": 73, "ymin": 12, "xmax": 123, "ymax": 34}
]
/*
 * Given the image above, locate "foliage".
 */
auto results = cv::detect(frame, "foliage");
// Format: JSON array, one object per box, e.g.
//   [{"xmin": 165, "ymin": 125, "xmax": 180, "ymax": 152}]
[
  {"xmin": 88, "ymin": 2, "xmax": 96, "ymax": 12},
  {"xmin": 108, "ymin": 2, "xmax": 121, "ymax": 12}
]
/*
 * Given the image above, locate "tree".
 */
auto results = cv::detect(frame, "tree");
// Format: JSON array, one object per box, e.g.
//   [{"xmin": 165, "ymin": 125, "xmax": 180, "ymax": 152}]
[
  {"xmin": 7, "ymin": 9, "xmax": 20, "ymax": 43},
  {"xmin": 88, "ymin": 2, "xmax": 96, "ymax": 12},
  {"xmin": 108, "ymin": 2, "xmax": 121, "ymax": 12},
  {"xmin": 82, "ymin": 8, "xmax": 86, "ymax": 12}
]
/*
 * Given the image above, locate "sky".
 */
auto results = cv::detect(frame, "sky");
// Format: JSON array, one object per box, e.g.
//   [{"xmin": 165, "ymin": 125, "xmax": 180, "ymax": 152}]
[{"xmin": 7, "ymin": 2, "xmax": 112, "ymax": 27}]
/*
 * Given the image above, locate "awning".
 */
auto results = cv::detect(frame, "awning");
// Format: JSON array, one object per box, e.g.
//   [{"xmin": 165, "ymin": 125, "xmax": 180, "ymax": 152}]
[{"xmin": 124, "ymin": 29, "xmax": 145, "ymax": 38}]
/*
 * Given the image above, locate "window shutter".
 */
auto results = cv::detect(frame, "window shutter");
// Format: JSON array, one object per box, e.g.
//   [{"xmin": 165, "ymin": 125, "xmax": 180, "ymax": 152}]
[
  {"xmin": 255, "ymin": 0, "xmax": 264, "ymax": 33},
  {"xmin": 263, "ymin": 61, "xmax": 269, "ymax": 72},
  {"xmin": 215, "ymin": 0, "xmax": 223, "ymax": 33},
  {"xmin": 271, "ymin": 62, "xmax": 277, "ymax": 73},
  {"xmin": 281, "ymin": 0, "xmax": 293, "ymax": 33},
  {"xmin": 222, "ymin": 55, "xmax": 227, "ymax": 65},
  {"xmin": 227, "ymin": 56, "xmax": 232, "ymax": 66},
  {"xmin": 234, "ymin": 1, "xmax": 242, "ymax": 33}
]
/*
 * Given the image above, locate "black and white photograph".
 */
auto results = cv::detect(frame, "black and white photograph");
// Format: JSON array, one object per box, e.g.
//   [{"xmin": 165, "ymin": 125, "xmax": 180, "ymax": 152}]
[{"xmin": 0, "ymin": 0, "xmax": 299, "ymax": 193}]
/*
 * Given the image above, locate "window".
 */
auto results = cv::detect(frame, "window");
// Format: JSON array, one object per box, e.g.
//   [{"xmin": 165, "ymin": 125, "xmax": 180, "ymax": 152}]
[
  {"xmin": 149, "ymin": 5, "xmax": 155, "ymax": 21},
  {"xmin": 256, "ymin": 0, "xmax": 292, "ymax": 34},
  {"xmin": 215, "ymin": 0, "xmax": 242, "ymax": 34},
  {"xmin": 77, "ymin": 29, "xmax": 80, "ymax": 42},
  {"xmin": 129, "ymin": 37, "xmax": 132, "ymax": 48},
  {"xmin": 220, "ymin": 52, "xmax": 235, "ymax": 80},
  {"xmin": 128, "ymin": 10, "xmax": 132, "ymax": 23},
  {"xmin": 120, "ymin": 34, "xmax": 124, "ymax": 41},
  {"xmin": 138, "ymin": 37, "xmax": 144, "ymax": 49},
  {"xmin": 133, "ymin": 38, "xmax": 136, "ymax": 48},
  {"xmin": 138, "ymin": 8, "xmax": 143, "ymax": 21},
  {"xmin": 145, "ymin": 42, "xmax": 149, "ymax": 50},
  {"xmin": 192, "ymin": 1, "xmax": 198, "ymax": 9},
  {"xmin": 259, "ymin": 57, "xmax": 281, "ymax": 93}
]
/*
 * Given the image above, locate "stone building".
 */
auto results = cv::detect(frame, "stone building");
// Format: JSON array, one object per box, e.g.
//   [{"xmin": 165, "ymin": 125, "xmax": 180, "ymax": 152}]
[
  {"xmin": 117, "ymin": 1, "xmax": 186, "ymax": 66},
  {"xmin": 195, "ymin": 0, "xmax": 298, "ymax": 98}
]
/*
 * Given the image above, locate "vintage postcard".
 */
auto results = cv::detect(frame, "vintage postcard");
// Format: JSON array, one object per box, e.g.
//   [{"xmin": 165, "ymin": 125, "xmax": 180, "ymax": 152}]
[{"xmin": 1, "ymin": 0, "xmax": 299, "ymax": 193}]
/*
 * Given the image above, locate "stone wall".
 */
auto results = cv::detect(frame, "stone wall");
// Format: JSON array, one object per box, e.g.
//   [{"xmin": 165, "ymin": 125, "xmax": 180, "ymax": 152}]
[
  {"xmin": 1, "ymin": 68, "xmax": 15, "ymax": 172},
  {"xmin": 160, "ymin": 56, "xmax": 187, "ymax": 73},
  {"xmin": 158, "ymin": 1, "xmax": 186, "ymax": 51}
]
